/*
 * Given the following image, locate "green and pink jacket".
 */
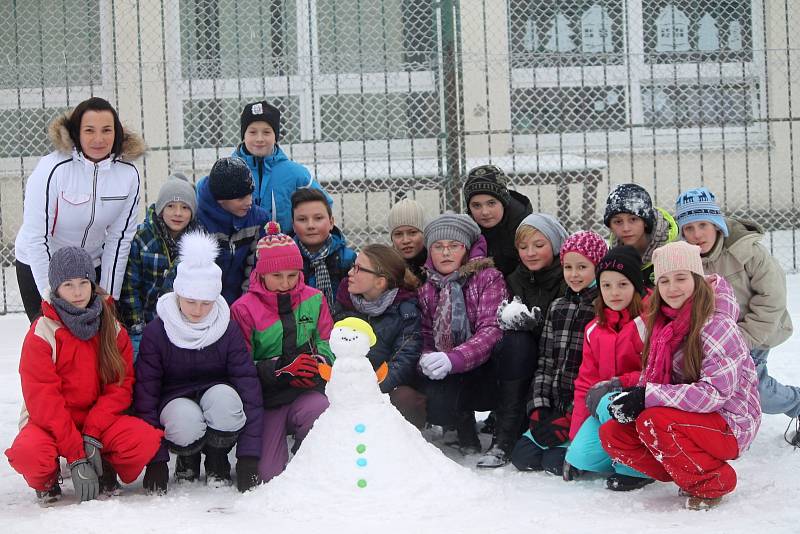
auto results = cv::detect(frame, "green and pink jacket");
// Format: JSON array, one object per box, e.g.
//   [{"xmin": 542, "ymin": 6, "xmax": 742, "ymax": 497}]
[{"xmin": 231, "ymin": 271, "xmax": 333, "ymax": 408}]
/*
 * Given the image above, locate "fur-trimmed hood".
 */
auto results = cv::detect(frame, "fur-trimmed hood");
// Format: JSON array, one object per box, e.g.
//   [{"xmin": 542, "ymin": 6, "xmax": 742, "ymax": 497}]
[{"xmin": 48, "ymin": 110, "xmax": 146, "ymax": 161}]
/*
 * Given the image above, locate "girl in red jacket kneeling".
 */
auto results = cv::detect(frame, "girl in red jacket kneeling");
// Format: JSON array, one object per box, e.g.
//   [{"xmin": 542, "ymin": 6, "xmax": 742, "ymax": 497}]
[{"xmin": 5, "ymin": 247, "xmax": 163, "ymax": 506}]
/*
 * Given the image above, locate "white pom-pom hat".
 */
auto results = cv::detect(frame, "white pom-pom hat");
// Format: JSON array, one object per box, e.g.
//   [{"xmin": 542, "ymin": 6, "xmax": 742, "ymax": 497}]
[{"xmin": 172, "ymin": 230, "xmax": 223, "ymax": 301}]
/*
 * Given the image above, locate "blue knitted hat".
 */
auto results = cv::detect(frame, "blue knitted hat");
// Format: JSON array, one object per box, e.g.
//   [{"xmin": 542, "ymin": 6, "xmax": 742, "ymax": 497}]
[{"xmin": 674, "ymin": 187, "xmax": 728, "ymax": 238}]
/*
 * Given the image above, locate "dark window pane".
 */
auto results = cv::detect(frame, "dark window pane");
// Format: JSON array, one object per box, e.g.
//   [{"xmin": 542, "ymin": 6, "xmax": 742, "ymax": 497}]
[
  {"xmin": 0, "ymin": 108, "xmax": 68, "ymax": 158},
  {"xmin": 508, "ymin": 0, "xmax": 625, "ymax": 68},
  {"xmin": 643, "ymin": 0, "xmax": 752, "ymax": 64},
  {"xmin": 511, "ymin": 86, "xmax": 627, "ymax": 133},
  {"xmin": 642, "ymin": 82, "xmax": 754, "ymax": 127}
]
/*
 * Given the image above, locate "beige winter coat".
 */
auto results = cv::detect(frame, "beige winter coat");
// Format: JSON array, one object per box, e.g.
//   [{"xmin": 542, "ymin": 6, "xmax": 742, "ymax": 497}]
[{"xmin": 701, "ymin": 217, "xmax": 793, "ymax": 350}]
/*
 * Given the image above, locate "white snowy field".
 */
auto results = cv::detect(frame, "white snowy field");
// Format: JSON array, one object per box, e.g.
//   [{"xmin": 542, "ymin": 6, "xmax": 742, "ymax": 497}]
[{"xmin": 0, "ymin": 282, "xmax": 798, "ymax": 533}]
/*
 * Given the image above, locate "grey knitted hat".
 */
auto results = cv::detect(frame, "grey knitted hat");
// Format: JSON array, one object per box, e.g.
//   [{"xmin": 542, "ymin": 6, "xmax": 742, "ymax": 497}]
[
  {"xmin": 155, "ymin": 173, "xmax": 197, "ymax": 216},
  {"xmin": 388, "ymin": 198, "xmax": 426, "ymax": 234},
  {"xmin": 49, "ymin": 246, "xmax": 95, "ymax": 291},
  {"xmin": 424, "ymin": 213, "xmax": 482, "ymax": 250},
  {"xmin": 516, "ymin": 213, "xmax": 569, "ymax": 257}
]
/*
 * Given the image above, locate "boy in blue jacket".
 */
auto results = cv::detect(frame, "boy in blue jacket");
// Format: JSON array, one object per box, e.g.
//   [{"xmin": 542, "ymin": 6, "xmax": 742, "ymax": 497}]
[
  {"xmin": 196, "ymin": 157, "xmax": 269, "ymax": 304},
  {"xmin": 234, "ymin": 100, "xmax": 332, "ymax": 231},
  {"xmin": 291, "ymin": 187, "xmax": 356, "ymax": 312}
]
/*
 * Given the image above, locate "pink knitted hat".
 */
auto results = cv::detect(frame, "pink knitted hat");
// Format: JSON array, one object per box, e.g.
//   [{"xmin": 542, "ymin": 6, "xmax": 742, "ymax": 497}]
[
  {"xmin": 652, "ymin": 241, "xmax": 704, "ymax": 280},
  {"xmin": 560, "ymin": 231, "xmax": 608, "ymax": 266},
  {"xmin": 255, "ymin": 221, "xmax": 303, "ymax": 274}
]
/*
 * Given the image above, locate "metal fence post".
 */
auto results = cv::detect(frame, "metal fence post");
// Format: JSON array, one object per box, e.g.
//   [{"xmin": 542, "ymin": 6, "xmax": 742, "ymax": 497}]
[{"xmin": 440, "ymin": 0, "xmax": 464, "ymax": 212}]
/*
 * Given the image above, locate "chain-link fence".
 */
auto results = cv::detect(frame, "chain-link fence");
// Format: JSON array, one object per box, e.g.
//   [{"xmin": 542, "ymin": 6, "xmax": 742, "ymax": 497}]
[{"xmin": 0, "ymin": 0, "xmax": 798, "ymax": 312}]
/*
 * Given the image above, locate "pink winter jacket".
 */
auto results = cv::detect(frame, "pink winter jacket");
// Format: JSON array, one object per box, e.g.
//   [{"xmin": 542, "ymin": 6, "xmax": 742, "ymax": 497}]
[
  {"xmin": 570, "ymin": 308, "xmax": 645, "ymax": 439},
  {"xmin": 641, "ymin": 275, "xmax": 761, "ymax": 453}
]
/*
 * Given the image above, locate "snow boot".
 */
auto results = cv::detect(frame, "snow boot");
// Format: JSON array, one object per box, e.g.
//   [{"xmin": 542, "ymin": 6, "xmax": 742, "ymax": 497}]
[
  {"xmin": 606, "ymin": 473, "xmax": 655, "ymax": 491},
  {"xmin": 685, "ymin": 495, "xmax": 722, "ymax": 510},
  {"xmin": 98, "ymin": 460, "xmax": 122, "ymax": 496},
  {"xmin": 476, "ymin": 378, "xmax": 530, "ymax": 468},
  {"xmin": 204, "ymin": 447, "xmax": 233, "ymax": 487},
  {"xmin": 455, "ymin": 411, "xmax": 481, "ymax": 455},
  {"xmin": 174, "ymin": 453, "xmax": 202, "ymax": 483},
  {"xmin": 35, "ymin": 483, "xmax": 62, "ymax": 507},
  {"xmin": 478, "ymin": 412, "xmax": 496, "ymax": 435}
]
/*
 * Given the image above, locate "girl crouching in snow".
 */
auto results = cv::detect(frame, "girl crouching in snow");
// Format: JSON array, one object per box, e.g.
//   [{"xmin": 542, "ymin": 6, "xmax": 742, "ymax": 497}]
[
  {"xmin": 600, "ymin": 241, "xmax": 761, "ymax": 510},
  {"xmin": 135, "ymin": 231, "xmax": 263, "ymax": 494},
  {"xmin": 564, "ymin": 245, "xmax": 650, "ymax": 490},
  {"xmin": 231, "ymin": 223, "xmax": 334, "ymax": 483},
  {"xmin": 5, "ymin": 247, "xmax": 163, "ymax": 505}
]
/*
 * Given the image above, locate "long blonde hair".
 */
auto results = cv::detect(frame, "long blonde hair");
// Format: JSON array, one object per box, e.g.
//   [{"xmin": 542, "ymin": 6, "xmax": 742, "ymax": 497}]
[{"xmin": 641, "ymin": 272, "xmax": 715, "ymax": 383}]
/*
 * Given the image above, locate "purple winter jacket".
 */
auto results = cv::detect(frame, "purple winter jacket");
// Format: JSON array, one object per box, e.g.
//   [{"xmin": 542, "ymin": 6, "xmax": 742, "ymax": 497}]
[
  {"xmin": 134, "ymin": 318, "xmax": 264, "ymax": 462},
  {"xmin": 417, "ymin": 235, "xmax": 508, "ymax": 373},
  {"xmin": 641, "ymin": 274, "xmax": 761, "ymax": 453}
]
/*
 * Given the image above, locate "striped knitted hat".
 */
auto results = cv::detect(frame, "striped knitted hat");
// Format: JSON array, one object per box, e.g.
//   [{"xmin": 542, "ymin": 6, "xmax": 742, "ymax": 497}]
[{"xmin": 255, "ymin": 221, "xmax": 303, "ymax": 274}]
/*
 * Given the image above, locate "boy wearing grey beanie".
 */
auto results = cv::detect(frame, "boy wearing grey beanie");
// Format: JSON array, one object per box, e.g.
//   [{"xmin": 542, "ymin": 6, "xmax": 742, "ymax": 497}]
[{"xmin": 119, "ymin": 173, "xmax": 199, "ymax": 355}]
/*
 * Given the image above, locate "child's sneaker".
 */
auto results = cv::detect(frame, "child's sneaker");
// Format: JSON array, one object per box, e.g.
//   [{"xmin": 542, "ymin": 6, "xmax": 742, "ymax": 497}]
[
  {"xmin": 606, "ymin": 473, "xmax": 654, "ymax": 491},
  {"xmin": 685, "ymin": 495, "xmax": 722, "ymax": 510},
  {"xmin": 35, "ymin": 483, "xmax": 62, "ymax": 507}
]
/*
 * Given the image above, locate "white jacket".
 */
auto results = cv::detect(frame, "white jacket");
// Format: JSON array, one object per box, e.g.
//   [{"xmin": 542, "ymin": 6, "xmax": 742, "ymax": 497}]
[{"xmin": 14, "ymin": 112, "xmax": 145, "ymax": 299}]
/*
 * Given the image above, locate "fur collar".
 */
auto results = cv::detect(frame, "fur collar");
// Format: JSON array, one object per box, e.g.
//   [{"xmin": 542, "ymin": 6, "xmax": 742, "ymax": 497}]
[
  {"xmin": 457, "ymin": 256, "xmax": 495, "ymax": 278},
  {"xmin": 47, "ymin": 111, "xmax": 146, "ymax": 161}
]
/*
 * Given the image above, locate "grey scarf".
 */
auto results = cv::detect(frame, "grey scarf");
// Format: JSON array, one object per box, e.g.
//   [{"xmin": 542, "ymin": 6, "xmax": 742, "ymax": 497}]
[
  {"xmin": 298, "ymin": 239, "xmax": 334, "ymax": 311},
  {"xmin": 350, "ymin": 288, "xmax": 399, "ymax": 317},
  {"xmin": 51, "ymin": 295, "xmax": 103, "ymax": 340},
  {"xmin": 428, "ymin": 270, "xmax": 471, "ymax": 352}
]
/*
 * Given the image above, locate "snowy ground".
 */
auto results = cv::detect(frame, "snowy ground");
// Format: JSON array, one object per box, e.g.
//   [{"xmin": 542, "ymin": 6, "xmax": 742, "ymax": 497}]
[{"xmin": 0, "ymin": 282, "xmax": 798, "ymax": 533}]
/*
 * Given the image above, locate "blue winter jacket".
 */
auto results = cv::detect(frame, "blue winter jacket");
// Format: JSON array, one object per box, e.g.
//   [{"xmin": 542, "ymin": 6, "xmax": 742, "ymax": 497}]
[
  {"xmin": 196, "ymin": 177, "xmax": 269, "ymax": 304},
  {"xmin": 333, "ymin": 280, "xmax": 422, "ymax": 393},
  {"xmin": 233, "ymin": 144, "xmax": 332, "ymax": 232}
]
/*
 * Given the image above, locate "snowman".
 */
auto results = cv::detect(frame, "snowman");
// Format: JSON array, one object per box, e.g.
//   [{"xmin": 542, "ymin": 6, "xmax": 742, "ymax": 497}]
[{"xmin": 241, "ymin": 318, "xmax": 489, "ymax": 510}]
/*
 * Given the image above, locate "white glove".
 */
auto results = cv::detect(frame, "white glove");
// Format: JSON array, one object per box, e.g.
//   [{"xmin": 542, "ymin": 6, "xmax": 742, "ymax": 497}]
[
  {"xmin": 496, "ymin": 296, "xmax": 542, "ymax": 331},
  {"xmin": 419, "ymin": 351, "xmax": 453, "ymax": 380}
]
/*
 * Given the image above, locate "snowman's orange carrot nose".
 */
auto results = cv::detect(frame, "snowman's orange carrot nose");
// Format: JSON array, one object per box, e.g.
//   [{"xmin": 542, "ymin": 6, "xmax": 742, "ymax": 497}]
[
  {"xmin": 375, "ymin": 362, "xmax": 389, "ymax": 384},
  {"xmin": 318, "ymin": 363, "xmax": 332, "ymax": 381}
]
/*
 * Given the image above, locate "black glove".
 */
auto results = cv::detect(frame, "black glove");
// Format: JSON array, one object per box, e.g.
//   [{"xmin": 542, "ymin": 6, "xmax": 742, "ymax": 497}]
[
  {"xmin": 82, "ymin": 435, "xmax": 103, "ymax": 477},
  {"xmin": 143, "ymin": 461, "xmax": 169, "ymax": 495},
  {"xmin": 70, "ymin": 458, "xmax": 99, "ymax": 502},
  {"xmin": 586, "ymin": 378, "xmax": 621, "ymax": 419},
  {"xmin": 531, "ymin": 410, "xmax": 571, "ymax": 448},
  {"xmin": 528, "ymin": 407, "xmax": 552, "ymax": 434},
  {"xmin": 236, "ymin": 456, "xmax": 261, "ymax": 493},
  {"xmin": 607, "ymin": 386, "xmax": 646, "ymax": 424}
]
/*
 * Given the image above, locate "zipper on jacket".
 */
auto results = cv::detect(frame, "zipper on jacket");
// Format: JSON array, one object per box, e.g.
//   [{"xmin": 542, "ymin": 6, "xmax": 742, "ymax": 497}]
[
  {"xmin": 255, "ymin": 157, "xmax": 264, "ymax": 206},
  {"xmin": 80, "ymin": 163, "xmax": 99, "ymax": 248}
]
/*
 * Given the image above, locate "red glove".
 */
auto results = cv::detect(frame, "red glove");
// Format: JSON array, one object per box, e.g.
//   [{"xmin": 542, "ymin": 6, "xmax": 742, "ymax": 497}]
[
  {"xmin": 528, "ymin": 408, "xmax": 552, "ymax": 434},
  {"xmin": 275, "ymin": 353, "xmax": 320, "ymax": 388},
  {"xmin": 531, "ymin": 411, "xmax": 571, "ymax": 448}
]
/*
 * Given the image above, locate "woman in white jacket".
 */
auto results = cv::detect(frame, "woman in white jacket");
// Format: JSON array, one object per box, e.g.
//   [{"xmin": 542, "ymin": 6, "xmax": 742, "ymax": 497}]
[{"xmin": 14, "ymin": 97, "xmax": 145, "ymax": 321}]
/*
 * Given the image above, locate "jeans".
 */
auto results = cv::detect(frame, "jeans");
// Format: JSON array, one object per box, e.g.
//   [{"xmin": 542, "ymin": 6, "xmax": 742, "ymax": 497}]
[{"xmin": 751, "ymin": 348, "xmax": 800, "ymax": 417}]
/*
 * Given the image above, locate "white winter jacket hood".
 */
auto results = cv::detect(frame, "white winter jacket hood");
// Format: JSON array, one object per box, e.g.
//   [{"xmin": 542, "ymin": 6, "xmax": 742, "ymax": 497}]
[{"xmin": 14, "ymin": 111, "xmax": 146, "ymax": 299}]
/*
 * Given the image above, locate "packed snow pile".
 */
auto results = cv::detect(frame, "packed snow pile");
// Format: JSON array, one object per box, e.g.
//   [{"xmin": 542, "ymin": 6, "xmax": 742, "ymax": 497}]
[{"xmin": 240, "ymin": 318, "xmax": 494, "ymax": 514}]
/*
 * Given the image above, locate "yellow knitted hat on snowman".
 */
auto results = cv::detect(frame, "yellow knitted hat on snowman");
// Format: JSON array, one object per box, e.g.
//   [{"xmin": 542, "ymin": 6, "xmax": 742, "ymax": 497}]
[{"xmin": 334, "ymin": 317, "xmax": 377, "ymax": 347}]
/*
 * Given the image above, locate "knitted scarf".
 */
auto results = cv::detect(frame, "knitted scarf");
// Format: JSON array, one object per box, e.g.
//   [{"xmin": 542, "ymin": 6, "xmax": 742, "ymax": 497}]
[
  {"xmin": 51, "ymin": 294, "xmax": 103, "ymax": 341},
  {"xmin": 298, "ymin": 239, "xmax": 334, "ymax": 311},
  {"xmin": 350, "ymin": 288, "xmax": 399, "ymax": 317},
  {"xmin": 428, "ymin": 270, "xmax": 470, "ymax": 352},
  {"xmin": 156, "ymin": 293, "xmax": 230, "ymax": 350},
  {"xmin": 155, "ymin": 215, "xmax": 197, "ymax": 262},
  {"xmin": 642, "ymin": 299, "xmax": 693, "ymax": 385}
]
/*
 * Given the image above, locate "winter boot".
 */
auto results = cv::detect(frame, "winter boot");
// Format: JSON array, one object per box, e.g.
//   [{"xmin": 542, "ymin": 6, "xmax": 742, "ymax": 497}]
[
  {"xmin": 455, "ymin": 411, "xmax": 481, "ymax": 455},
  {"xmin": 174, "ymin": 453, "xmax": 202, "ymax": 483},
  {"xmin": 98, "ymin": 460, "xmax": 122, "ymax": 496},
  {"xmin": 685, "ymin": 495, "xmax": 723, "ymax": 510},
  {"xmin": 35, "ymin": 482, "xmax": 62, "ymax": 507},
  {"xmin": 478, "ymin": 412, "xmax": 496, "ymax": 435},
  {"xmin": 606, "ymin": 473, "xmax": 655, "ymax": 491},
  {"xmin": 477, "ymin": 378, "xmax": 530, "ymax": 468},
  {"xmin": 204, "ymin": 447, "xmax": 233, "ymax": 487}
]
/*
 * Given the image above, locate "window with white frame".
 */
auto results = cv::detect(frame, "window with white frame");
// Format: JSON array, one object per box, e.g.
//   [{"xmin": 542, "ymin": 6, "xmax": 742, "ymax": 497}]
[{"xmin": 507, "ymin": 0, "xmax": 761, "ymax": 146}]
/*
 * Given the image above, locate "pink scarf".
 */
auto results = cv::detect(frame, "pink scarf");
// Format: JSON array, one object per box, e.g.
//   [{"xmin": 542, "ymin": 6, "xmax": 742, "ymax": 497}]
[{"xmin": 641, "ymin": 299, "xmax": 693, "ymax": 385}]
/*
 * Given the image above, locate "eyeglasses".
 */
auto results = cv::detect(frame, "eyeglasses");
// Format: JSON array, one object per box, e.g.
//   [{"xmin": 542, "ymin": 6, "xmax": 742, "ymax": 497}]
[
  {"xmin": 430, "ymin": 242, "xmax": 466, "ymax": 254},
  {"xmin": 349, "ymin": 263, "xmax": 382, "ymax": 276}
]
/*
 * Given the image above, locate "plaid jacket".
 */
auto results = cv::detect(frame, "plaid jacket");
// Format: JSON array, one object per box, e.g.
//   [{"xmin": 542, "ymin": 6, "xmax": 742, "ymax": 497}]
[
  {"xmin": 531, "ymin": 284, "xmax": 599, "ymax": 415},
  {"xmin": 119, "ymin": 205, "xmax": 194, "ymax": 330}
]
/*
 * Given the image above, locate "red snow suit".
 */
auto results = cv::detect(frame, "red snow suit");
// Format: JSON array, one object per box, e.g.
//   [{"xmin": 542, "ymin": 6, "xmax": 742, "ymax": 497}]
[{"xmin": 5, "ymin": 296, "xmax": 163, "ymax": 491}]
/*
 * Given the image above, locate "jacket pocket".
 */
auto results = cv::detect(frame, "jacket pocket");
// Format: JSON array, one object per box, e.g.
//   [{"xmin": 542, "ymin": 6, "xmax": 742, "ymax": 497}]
[
  {"xmin": 61, "ymin": 191, "xmax": 91, "ymax": 205},
  {"xmin": 100, "ymin": 195, "xmax": 129, "ymax": 201}
]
